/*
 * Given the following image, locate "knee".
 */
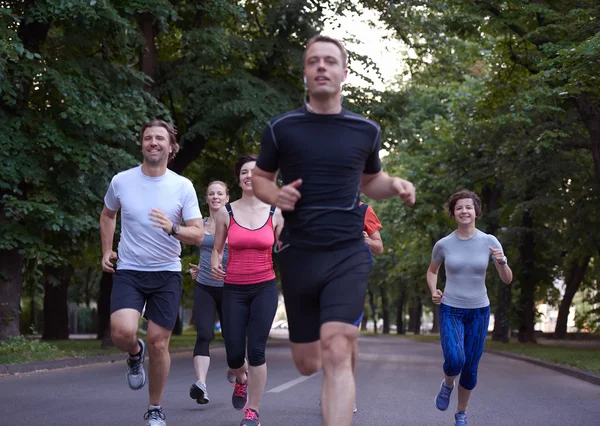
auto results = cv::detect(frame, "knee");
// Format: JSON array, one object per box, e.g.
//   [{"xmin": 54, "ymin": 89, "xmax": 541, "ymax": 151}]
[
  {"xmin": 110, "ymin": 323, "xmax": 137, "ymax": 346},
  {"xmin": 459, "ymin": 369, "xmax": 478, "ymax": 390},
  {"xmin": 147, "ymin": 334, "xmax": 169, "ymax": 356},
  {"xmin": 321, "ymin": 334, "xmax": 353, "ymax": 369},
  {"xmin": 248, "ymin": 347, "xmax": 266, "ymax": 367},
  {"xmin": 444, "ymin": 354, "xmax": 466, "ymax": 376},
  {"xmin": 295, "ymin": 356, "xmax": 321, "ymax": 376}
]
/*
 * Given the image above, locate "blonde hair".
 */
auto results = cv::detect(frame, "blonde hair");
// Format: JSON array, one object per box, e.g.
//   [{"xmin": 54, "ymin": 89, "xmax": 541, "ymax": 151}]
[{"xmin": 206, "ymin": 180, "xmax": 229, "ymax": 195}]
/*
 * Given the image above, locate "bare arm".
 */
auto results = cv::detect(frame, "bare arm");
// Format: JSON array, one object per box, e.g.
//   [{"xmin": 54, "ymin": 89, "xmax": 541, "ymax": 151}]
[
  {"xmin": 148, "ymin": 209, "xmax": 204, "ymax": 245},
  {"xmin": 426, "ymin": 260, "xmax": 443, "ymax": 304},
  {"xmin": 273, "ymin": 208, "xmax": 284, "ymax": 243},
  {"xmin": 490, "ymin": 247, "xmax": 513, "ymax": 284},
  {"xmin": 361, "ymin": 171, "xmax": 416, "ymax": 205},
  {"xmin": 100, "ymin": 205, "xmax": 118, "ymax": 273},
  {"xmin": 252, "ymin": 166, "xmax": 302, "ymax": 211},
  {"xmin": 211, "ymin": 207, "xmax": 229, "ymax": 281},
  {"xmin": 175, "ymin": 218, "xmax": 204, "ymax": 246},
  {"xmin": 364, "ymin": 230, "xmax": 384, "ymax": 256}
]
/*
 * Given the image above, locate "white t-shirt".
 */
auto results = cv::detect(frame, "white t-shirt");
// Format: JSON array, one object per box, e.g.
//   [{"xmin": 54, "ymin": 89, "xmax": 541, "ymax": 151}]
[{"xmin": 104, "ymin": 165, "xmax": 202, "ymax": 272}]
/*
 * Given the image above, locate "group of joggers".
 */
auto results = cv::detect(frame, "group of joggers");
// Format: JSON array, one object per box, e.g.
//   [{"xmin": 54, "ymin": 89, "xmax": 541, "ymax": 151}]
[{"xmin": 100, "ymin": 34, "xmax": 513, "ymax": 426}]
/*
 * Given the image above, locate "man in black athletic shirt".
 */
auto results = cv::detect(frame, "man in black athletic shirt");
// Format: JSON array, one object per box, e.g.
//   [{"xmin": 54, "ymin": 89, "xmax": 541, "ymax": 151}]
[{"xmin": 252, "ymin": 35, "xmax": 416, "ymax": 426}]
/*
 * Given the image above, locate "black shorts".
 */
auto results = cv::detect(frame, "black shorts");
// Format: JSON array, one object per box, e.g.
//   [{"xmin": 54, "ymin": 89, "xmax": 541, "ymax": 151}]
[
  {"xmin": 110, "ymin": 270, "xmax": 183, "ymax": 330},
  {"xmin": 278, "ymin": 242, "xmax": 372, "ymax": 343}
]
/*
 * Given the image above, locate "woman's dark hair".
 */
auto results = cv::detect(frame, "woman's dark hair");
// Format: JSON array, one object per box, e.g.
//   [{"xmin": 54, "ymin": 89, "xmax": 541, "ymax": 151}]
[
  {"xmin": 234, "ymin": 154, "xmax": 258, "ymax": 182},
  {"xmin": 446, "ymin": 189, "xmax": 483, "ymax": 218}
]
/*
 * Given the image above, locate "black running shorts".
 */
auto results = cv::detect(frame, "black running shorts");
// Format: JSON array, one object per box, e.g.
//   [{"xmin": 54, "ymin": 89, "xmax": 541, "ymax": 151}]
[{"xmin": 278, "ymin": 242, "xmax": 372, "ymax": 343}]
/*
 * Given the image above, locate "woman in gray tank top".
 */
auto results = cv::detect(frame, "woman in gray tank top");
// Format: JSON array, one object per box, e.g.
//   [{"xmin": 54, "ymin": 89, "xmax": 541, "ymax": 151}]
[
  {"xmin": 188, "ymin": 181, "xmax": 240, "ymax": 404},
  {"xmin": 426, "ymin": 189, "xmax": 513, "ymax": 426}
]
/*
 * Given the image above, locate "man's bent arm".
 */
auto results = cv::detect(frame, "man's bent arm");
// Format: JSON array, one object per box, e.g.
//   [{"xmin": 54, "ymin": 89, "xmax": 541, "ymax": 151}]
[
  {"xmin": 100, "ymin": 206, "xmax": 118, "ymax": 254},
  {"xmin": 174, "ymin": 218, "xmax": 204, "ymax": 246},
  {"xmin": 361, "ymin": 171, "xmax": 415, "ymax": 204},
  {"xmin": 252, "ymin": 167, "xmax": 280, "ymax": 205}
]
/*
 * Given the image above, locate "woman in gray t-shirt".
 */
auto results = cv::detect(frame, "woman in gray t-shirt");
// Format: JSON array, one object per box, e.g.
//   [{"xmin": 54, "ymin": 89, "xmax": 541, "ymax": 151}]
[
  {"xmin": 426, "ymin": 189, "xmax": 513, "ymax": 426},
  {"xmin": 187, "ymin": 181, "xmax": 235, "ymax": 405}
]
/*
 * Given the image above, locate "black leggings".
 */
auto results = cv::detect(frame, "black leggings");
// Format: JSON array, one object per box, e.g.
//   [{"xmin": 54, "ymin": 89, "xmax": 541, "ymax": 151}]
[
  {"xmin": 222, "ymin": 279, "xmax": 278, "ymax": 369},
  {"xmin": 193, "ymin": 284, "xmax": 224, "ymax": 357}
]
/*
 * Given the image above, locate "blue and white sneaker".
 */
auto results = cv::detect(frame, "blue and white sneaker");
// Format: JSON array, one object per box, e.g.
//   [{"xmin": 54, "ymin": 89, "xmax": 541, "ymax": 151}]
[
  {"xmin": 126, "ymin": 338, "xmax": 147, "ymax": 390},
  {"xmin": 455, "ymin": 411, "xmax": 468, "ymax": 426},
  {"xmin": 434, "ymin": 380, "xmax": 454, "ymax": 411}
]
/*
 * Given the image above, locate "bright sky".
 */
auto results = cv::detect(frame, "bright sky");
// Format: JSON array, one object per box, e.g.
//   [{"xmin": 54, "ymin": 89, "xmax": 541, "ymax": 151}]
[{"xmin": 323, "ymin": 7, "xmax": 407, "ymax": 91}]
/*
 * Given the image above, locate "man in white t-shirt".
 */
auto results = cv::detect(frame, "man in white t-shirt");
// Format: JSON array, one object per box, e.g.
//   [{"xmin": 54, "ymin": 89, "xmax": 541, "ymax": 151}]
[{"xmin": 100, "ymin": 119, "xmax": 204, "ymax": 426}]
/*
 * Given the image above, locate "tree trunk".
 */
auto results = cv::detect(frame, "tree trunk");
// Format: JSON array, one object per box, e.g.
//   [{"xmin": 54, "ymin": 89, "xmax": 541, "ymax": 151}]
[
  {"xmin": 431, "ymin": 304, "xmax": 440, "ymax": 333},
  {"xmin": 139, "ymin": 12, "xmax": 157, "ymax": 91},
  {"xmin": 408, "ymin": 298, "xmax": 423, "ymax": 335},
  {"xmin": 574, "ymin": 94, "xmax": 600, "ymax": 190},
  {"xmin": 517, "ymin": 209, "xmax": 536, "ymax": 343},
  {"xmin": 0, "ymin": 248, "xmax": 24, "ymax": 340},
  {"xmin": 42, "ymin": 266, "xmax": 73, "ymax": 340},
  {"xmin": 492, "ymin": 282, "xmax": 512, "ymax": 343},
  {"xmin": 380, "ymin": 285, "xmax": 390, "ymax": 334},
  {"xmin": 396, "ymin": 289, "xmax": 406, "ymax": 334},
  {"xmin": 97, "ymin": 272, "xmax": 114, "ymax": 348},
  {"xmin": 554, "ymin": 256, "xmax": 591, "ymax": 339},
  {"xmin": 368, "ymin": 288, "xmax": 378, "ymax": 334}
]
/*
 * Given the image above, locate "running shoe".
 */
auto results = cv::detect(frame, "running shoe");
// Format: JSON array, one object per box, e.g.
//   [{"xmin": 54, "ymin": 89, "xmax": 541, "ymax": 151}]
[
  {"xmin": 232, "ymin": 379, "xmax": 248, "ymax": 410},
  {"xmin": 434, "ymin": 380, "xmax": 454, "ymax": 411},
  {"xmin": 455, "ymin": 411, "xmax": 468, "ymax": 426},
  {"xmin": 126, "ymin": 338, "xmax": 147, "ymax": 390},
  {"xmin": 189, "ymin": 380, "xmax": 209, "ymax": 404},
  {"xmin": 144, "ymin": 405, "xmax": 166, "ymax": 426},
  {"xmin": 240, "ymin": 408, "xmax": 260, "ymax": 426}
]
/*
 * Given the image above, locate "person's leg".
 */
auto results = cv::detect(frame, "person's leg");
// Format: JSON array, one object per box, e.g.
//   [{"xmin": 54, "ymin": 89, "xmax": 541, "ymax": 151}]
[
  {"xmin": 278, "ymin": 246, "xmax": 323, "ymax": 375},
  {"xmin": 142, "ymin": 271, "xmax": 182, "ymax": 416},
  {"xmin": 245, "ymin": 280, "xmax": 279, "ymax": 412},
  {"xmin": 320, "ymin": 322, "xmax": 358, "ymax": 426},
  {"xmin": 193, "ymin": 285, "xmax": 218, "ymax": 379},
  {"xmin": 222, "ymin": 283, "xmax": 251, "ymax": 409},
  {"xmin": 318, "ymin": 244, "xmax": 370, "ymax": 426},
  {"xmin": 146, "ymin": 320, "xmax": 173, "ymax": 406},
  {"xmin": 456, "ymin": 306, "xmax": 490, "ymax": 412},
  {"xmin": 110, "ymin": 270, "xmax": 146, "ymax": 354},
  {"xmin": 109, "ymin": 270, "xmax": 147, "ymax": 391},
  {"xmin": 190, "ymin": 284, "xmax": 218, "ymax": 403},
  {"xmin": 436, "ymin": 304, "xmax": 466, "ymax": 411}
]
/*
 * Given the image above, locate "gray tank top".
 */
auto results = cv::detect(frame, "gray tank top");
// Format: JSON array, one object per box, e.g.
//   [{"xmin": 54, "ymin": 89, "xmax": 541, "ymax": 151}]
[{"xmin": 197, "ymin": 218, "xmax": 228, "ymax": 287}]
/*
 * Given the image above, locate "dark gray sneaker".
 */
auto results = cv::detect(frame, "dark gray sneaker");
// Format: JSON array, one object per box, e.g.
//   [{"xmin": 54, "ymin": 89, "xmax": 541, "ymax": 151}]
[
  {"xmin": 144, "ymin": 405, "xmax": 166, "ymax": 426},
  {"xmin": 232, "ymin": 379, "xmax": 248, "ymax": 410},
  {"xmin": 190, "ymin": 380, "xmax": 209, "ymax": 404},
  {"xmin": 126, "ymin": 338, "xmax": 147, "ymax": 390}
]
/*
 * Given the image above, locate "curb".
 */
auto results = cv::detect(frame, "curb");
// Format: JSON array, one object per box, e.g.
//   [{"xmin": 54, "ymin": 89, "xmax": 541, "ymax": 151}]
[
  {"xmin": 485, "ymin": 349, "xmax": 600, "ymax": 387},
  {"xmin": 0, "ymin": 347, "xmax": 196, "ymax": 376},
  {"xmin": 403, "ymin": 336, "xmax": 600, "ymax": 387}
]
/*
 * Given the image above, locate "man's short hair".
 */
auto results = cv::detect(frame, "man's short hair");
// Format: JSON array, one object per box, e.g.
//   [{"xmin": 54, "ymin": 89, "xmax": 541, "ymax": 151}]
[
  {"xmin": 303, "ymin": 35, "xmax": 348, "ymax": 66},
  {"xmin": 140, "ymin": 119, "xmax": 180, "ymax": 161}
]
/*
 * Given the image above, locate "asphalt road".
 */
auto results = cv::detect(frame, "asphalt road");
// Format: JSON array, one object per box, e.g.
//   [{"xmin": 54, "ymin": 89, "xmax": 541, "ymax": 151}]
[{"xmin": 1, "ymin": 335, "xmax": 598, "ymax": 425}]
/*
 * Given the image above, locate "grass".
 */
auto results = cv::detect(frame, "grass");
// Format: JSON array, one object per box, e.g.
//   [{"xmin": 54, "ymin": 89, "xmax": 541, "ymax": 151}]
[
  {"xmin": 0, "ymin": 331, "xmax": 223, "ymax": 365},
  {"xmin": 484, "ymin": 341, "xmax": 600, "ymax": 374},
  {"xmin": 360, "ymin": 331, "xmax": 600, "ymax": 374}
]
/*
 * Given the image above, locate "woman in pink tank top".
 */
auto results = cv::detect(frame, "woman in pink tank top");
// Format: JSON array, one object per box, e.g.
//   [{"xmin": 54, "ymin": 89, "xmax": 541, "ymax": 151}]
[{"xmin": 211, "ymin": 154, "xmax": 283, "ymax": 426}]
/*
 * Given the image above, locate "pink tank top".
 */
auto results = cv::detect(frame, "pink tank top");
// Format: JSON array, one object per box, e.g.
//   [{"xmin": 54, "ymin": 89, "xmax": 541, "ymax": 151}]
[{"xmin": 224, "ymin": 203, "xmax": 276, "ymax": 285}]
